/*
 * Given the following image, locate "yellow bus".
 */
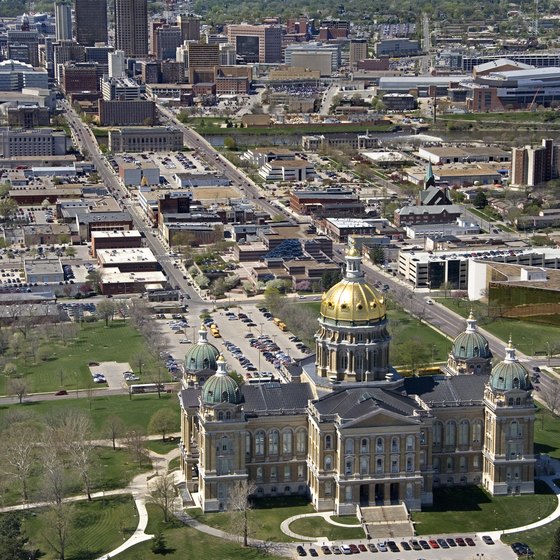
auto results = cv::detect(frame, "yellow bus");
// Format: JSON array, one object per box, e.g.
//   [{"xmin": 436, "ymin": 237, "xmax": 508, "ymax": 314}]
[
  {"xmin": 278, "ymin": 322, "xmax": 288, "ymax": 332},
  {"xmin": 273, "ymin": 317, "xmax": 282, "ymax": 326}
]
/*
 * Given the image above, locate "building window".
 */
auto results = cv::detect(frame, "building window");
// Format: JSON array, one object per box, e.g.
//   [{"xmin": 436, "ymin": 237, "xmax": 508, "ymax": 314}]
[
  {"xmin": 345, "ymin": 438, "xmax": 354, "ymax": 454},
  {"xmin": 459, "ymin": 456, "xmax": 467, "ymax": 471},
  {"xmin": 376, "ymin": 457, "xmax": 383, "ymax": 474},
  {"xmin": 433, "ymin": 457, "xmax": 440, "ymax": 473},
  {"xmin": 271, "ymin": 466, "xmax": 277, "ymax": 481},
  {"xmin": 446, "ymin": 457, "xmax": 454, "ymax": 472},
  {"xmin": 345, "ymin": 486, "xmax": 353, "ymax": 502},
  {"xmin": 255, "ymin": 431, "xmax": 265, "ymax": 456},
  {"xmin": 376, "ymin": 437, "xmax": 384, "ymax": 452},
  {"xmin": 361, "ymin": 438, "xmax": 369, "ymax": 453},
  {"xmin": 510, "ymin": 420, "xmax": 521, "ymax": 438},
  {"xmin": 360, "ymin": 456, "xmax": 368, "ymax": 475},
  {"xmin": 420, "ymin": 431, "xmax": 426, "ymax": 445},
  {"xmin": 406, "ymin": 455, "xmax": 414, "ymax": 472},
  {"xmin": 472, "ymin": 421, "xmax": 482, "ymax": 444},
  {"xmin": 325, "ymin": 435, "xmax": 332, "ymax": 450},
  {"xmin": 256, "ymin": 466, "xmax": 263, "ymax": 481},
  {"xmin": 391, "ymin": 455, "xmax": 399, "ymax": 473},
  {"xmin": 325, "ymin": 455, "xmax": 333, "ymax": 471},
  {"xmin": 391, "ymin": 437, "xmax": 399, "ymax": 453},
  {"xmin": 282, "ymin": 430, "xmax": 293, "ymax": 454},
  {"xmin": 297, "ymin": 465, "xmax": 305, "ymax": 480},
  {"xmin": 473, "ymin": 455, "xmax": 480, "ymax": 469},
  {"xmin": 459, "ymin": 420, "xmax": 469, "ymax": 446},
  {"xmin": 296, "ymin": 430, "xmax": 307, "ymax": 454},
  {"xmin": 245, "ymin": 432, "xmax": 251, "ymax": 458},
  {"xmin": 282, "ymin": 465, "xmax": 291, "ymax": 481},
  {"xmin": 345, "ymin": 458, "xmax": 353, "ymax": 475},
  {"xmin": 406, "ymin": 435, "xmax": 414, "ymax": 452},
  {"xmin": 268, "ymin": 430, "xmax": 279, "ymax": 455},
  {"xmin": 325, "ymin": 481, "xmax": 332, "ymax": 497},
  {"xmin": 217, "ymin": 411, "xmax": 223, "ymax": 420},
  {"xmin": 445, "ymin": 421, "xmax": 456, "ymax": 446}
]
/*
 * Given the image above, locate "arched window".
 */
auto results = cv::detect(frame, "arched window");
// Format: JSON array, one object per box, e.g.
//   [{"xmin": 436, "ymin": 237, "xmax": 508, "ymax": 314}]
[
  {"xmin": 296, "ymin": 429, "xmax": 307, "ymax": 454},
  {"xmin": 516, "ymin": 397, "xmax": 521, "ymax": 405},
  {"xmin": 406, "ymin": 455, "xmax": 414, "ymax": 472},
  {"xmin": 459, "ymin": 420, "xmax": 469, "ymax": 446},
  {"xmin": 391, "ymin": 437, "xmax": 399, "ymax": 453},
  {"xmin": 345, "ymin": 438, "xmax": 354, "ymax": 454},
  {"xmin": 433, "ymin": 457, "xmax": 440, "ymax": 473},
  {"xmin": 446, "ymin": 457, "xmax": 454, "ymax": 472},
  {"xmin": 391, "ymin": 456, "xmax": 399, "ymax": 473},
  {"xmin": 217, "ymin": 411, "xmax": 224, "ymax": 420},
  {"xmin": 255, "ymin": 431, "xmax": 265, "ymax": 456},
  {"xmin": 325, "ymin": 455, "xmax": 332, "ymax": 470},
  {"xmin": 345, "ymin": 458, "xmax": 353, "ymax": 475},
  {"xmin": 459, "ymin": 456, "xmax": 467, "ymax": 471},
  {"xmin": 406, "ymin": 435, "xmax": 414, "ymax": 452},
  {"xmin": 376, "ymin": 437, "xmax": 384, "ymax": 452},
  {"xmin": 433, "ymin": 422, "xmax": 443, "ymax": 446},
  {"xmin": 360, "ymin": 456, "xmax": 369, "ymax": 475},
  {"xmin": 325, "ymin": 435, "xmax": 332, "ymax": 450},
  {"xmin": 361, "ymin": 438, "xmax": 369, "ymax": 453},
  {"xmin": 472, "ymin": 421, "xmax": 482, "ymax": 444},
  {"xmin": 268, "ymin": 430, "xmax": 279, "ymax": 455},
  {"xmin": 445, "ymin": 421, "xmax": 456, "ymax": 446},
  {"xmin": 256, "ymin": 466, "xmax": 263, "ymax": 481},
  {"xmin": 282, "ymin": 430, "xmax": 293, "ymax": 454},
  {"xmin": 376, "ymin": 458, "xmax": 383, "ymax": 474}
]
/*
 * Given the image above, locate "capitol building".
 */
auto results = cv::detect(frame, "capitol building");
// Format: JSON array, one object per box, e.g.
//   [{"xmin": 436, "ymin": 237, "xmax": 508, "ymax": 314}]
[{"xmin": 179, "ymin": 240, "xmax": 536, "ymax": 514}]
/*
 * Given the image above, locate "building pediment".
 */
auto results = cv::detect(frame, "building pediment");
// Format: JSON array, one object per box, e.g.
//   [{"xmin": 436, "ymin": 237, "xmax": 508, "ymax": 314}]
[{"xmin": 339, "ymin": 407, "xmax": 420, "ymax": 429}]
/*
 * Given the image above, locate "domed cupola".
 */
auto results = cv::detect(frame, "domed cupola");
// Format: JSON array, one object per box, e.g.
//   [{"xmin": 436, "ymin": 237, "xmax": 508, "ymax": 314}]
[
  {"xmin": 315, "ymin": 237, "xmax": 391, "ymax": 383},
  {"xmin": 489, "ymin": 338, "xmax": 532, "ymax": 392},
  {"xmin": 320, "ymin": 238, "xmax": 386, "ymax": 325},
  {"xmin": 201, "ymin": 355, "xmax": 241, "ymax": 405},
  {"xmin": 452, "ymin": 312, "xmax": 492, "ymax": 360},
  {"xmin": 184, "ymin": 325, "xmax": 220, "ymax": 372}
]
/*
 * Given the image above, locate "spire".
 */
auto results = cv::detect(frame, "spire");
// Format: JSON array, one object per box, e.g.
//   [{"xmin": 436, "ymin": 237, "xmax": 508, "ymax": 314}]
[
  {"xmin": 216, "ymin": 354, "xmax": 227, "ymax": 376},
  {"xmin": 504, "ymin": 336, "xmax": 517, "ymax": 363},
  {"xmin": 198, "ymin": 325, "xmax": 208, "ymax": 344},
  {"xmin": 465, "ymin": 310, "xmax": 477, "ymax": 333},
  {"xmin": 425, "ymin": 161, "xmax": 436, "ymax": 189},
  {"xmin": 345, "ymin": 237, "xmax": 363, "ymax": 280}
]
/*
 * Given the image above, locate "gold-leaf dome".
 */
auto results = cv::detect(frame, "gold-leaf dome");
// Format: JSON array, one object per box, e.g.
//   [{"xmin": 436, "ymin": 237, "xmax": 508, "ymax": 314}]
[{"xmin": 320, "ymin": 238, "xmax": 386, "ymax": 323}]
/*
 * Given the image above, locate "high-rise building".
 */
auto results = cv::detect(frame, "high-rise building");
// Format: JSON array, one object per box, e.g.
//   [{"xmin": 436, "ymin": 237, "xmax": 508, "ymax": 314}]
[
  {"xmin": 511, "ymin": 138, "xmax": 559, "ymax": 187},
  {"xmin": 226, "ymin": 24, "xmax": 282, "ymax": 63},
  {"xmin": 55, "ymin": 1, "xmax": 72, "ymax": 42},
  {"xmin": 177, "ymin": 13, "xmax": 201, "ymax": 42},
  {"xmin": 349, "ymin": 39, "xmax": 368, "ymax": 68},
  {"xmin": 75, "ymin": 0, "xmax": 108, "ymax": 47},
  {"xmin": 115, "ymin": 0, "xmax": 148, "ymax": 58},
  {"xmin": 154, "ymin": 25, "xmax": 182, "ymax": 60},
  {"xmin": 109, "ymin": 50, "xmax": 126, "ymax": 78}
]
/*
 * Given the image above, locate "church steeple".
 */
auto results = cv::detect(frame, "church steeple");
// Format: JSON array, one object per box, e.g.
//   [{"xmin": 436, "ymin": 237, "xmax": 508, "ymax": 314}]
[{"xmin": 425, "ymin": 161, "xmax": 436, "ymax": 188}]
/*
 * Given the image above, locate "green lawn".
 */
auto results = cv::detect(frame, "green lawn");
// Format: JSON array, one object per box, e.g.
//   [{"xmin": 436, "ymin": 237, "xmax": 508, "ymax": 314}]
[
  {"xmin": 3, "ymin": 321, "xmax": 146, "ymax": 394},
  {"xmin": 502, "ymin": 516, "xmax": 559, "ymax": 560},
  {"xmin": 412, "ymin": 481, "xmax": 556, "ymax": 535},
  {"xmin": 442, "ymin": 111, "xmax": 560, "ymax": 124},
  {"xmin": 330, "ymin": 515, "xmax": 361, "ymax": 525},
  {"xmin": 21, "ymin": 494, "xmax": 137, "ymax": 560},
  {"xmin": 534, "ymin": 405, "xmax": 560, "ymax": 459},
  {"xmin": 289, "ymin": 516, "xmax": 365, "ymax": 540},
  {"xmin": 189, "ymin": 496, "xmax": 315, "ymax": 543},
  {"xmin": 0, "ymin": 446, "xmax": 150, "ymax": 508},
  {"xmin": 146, "ymin": 438, "xmax": 180, "ymax": 455},
  {"xmin": 468, "ymin": 206, "xmax": 498, "ymax": 222},
  {"xmin": 0, "ymin": 393, "xmax": 179, "ymax": 436},
  {"xmin": 168, "ymin": 456, "xmax": 180, "ymax": 471},
  {"xmin": 116, "ymin": 504, "xmax": 287, "ymax": 560},
  {"xmin": 435, "ymin": 299, "xmax": 560, "ymax": 355}
]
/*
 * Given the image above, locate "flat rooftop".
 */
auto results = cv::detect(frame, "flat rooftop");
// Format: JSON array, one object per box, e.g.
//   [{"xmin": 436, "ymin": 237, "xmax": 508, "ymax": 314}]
[
  {"xmin": 91, "ymin": 230, "xmax": 143, "ymax": 239},
  {"xmin": 97, "ymin": 247, "xmax": 157, "ymax": 265},
  {"xmin": 24, "ymin": 259, "xmax": 63, "ymax": 275},
  {"xmin": 101, "ymin": 270, "xmax": 167, "ymax": 284}
]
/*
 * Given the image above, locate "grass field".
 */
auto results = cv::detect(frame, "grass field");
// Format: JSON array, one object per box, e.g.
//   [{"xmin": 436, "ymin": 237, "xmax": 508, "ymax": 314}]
[
  {"xmin": 146, "ymin": 438, "xmax": 180, "ymax": 455},
  {"xmin": 442, "ymin": 111, "xmax": 560, "ymax": 124},
  {"xmin": 412, "ymin": 481, "xmax": 556, "ymax": 535},
  {"xmin": 534, "ymin": 404, "xmax": 560, "ymax": 459},
  {"xmin": 0, "ymin": 393, "xmax": 179, "ymax": 436},
  {"xmin": 2, "ymin": 321, "xmax": 146, "ymax": 395},
  {"xmin": 189, "ymin": 496, "xmax": 315, "ymax": 543},
  {"xmin": 289, "ymin": 516, "xmax": 365, "ymax": 540},
  {"xmin": 21, "ymin": 494, "xmax": 137, "ymax": 560},
  {"xmin": 116, "ymin": 504, "xmax": 288, "ymax": 560},
  {"xmin": 435, "ymin": 299, "xmax": 559, "ymax": 355},
  {"xmin": 0, "ymin": 446, "xmax": 150, "ymax": 508}
]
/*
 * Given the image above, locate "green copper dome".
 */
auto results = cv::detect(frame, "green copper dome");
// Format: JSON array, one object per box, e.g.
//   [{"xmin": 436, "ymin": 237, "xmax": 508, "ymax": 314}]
[
  {"xmin": 201, "ymin": 355, "xmax": 241, "ymax": 405},
  {"xmin": 451, "ymin": 313, "xmax": 492, "ymax": 360},
  {"xmin": 185, "ymin": 326, "xmax": 220, "ymax": 372},
  {"xmin": 490, "ymin": 339, "xmax": 532, "ymax": 392}
]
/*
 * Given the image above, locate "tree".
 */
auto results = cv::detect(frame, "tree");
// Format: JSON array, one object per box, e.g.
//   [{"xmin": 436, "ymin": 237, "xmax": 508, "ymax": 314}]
[
  {"xmin": 148, "ymin": 472, "xmax": 176, "ymax": 522},
  {"xmin": 151, "ymin": 531, "xmax": 168, "ymax": 554},
  {"xmin": 0, "ymin": 513, "xmax": 29, "ymax": 560},
  {"xmin": 224, "ymin": 136, "xmax": 237, "ymax": 150},
  {"xmin": 227, "ymin": 480, "xmax": 257, "ymax": 547},
  {"xmin": 543, "ymin": 379, "xmax": 560, "ymax": 416},
  {"xmin": 42, "ymin": 503, "xmax": 74, "ymax": 560},
  {"xmin": 125, "ymin": 426, "xmax": 148, "ymax": 465},
  {"xmin": 86, "ymin": 269, "xmax": 104, "ymax": 293},
  {"xmin": 3, "ymin": 362, "xmax": 17, "ymax": 377},
  {"xmin": 96, "ymin": 299, "xmax": 116, "ymax": 327},
  {"xmin": 65, "ymin": 246, "xmax": 76, "ymax": 259},
  {"xmin": 321, "ymin": 270, "xmax": 342, "ymax": 291},
  {"xmin": 550, "ymin": 526, "xmax": 560, "ymax": 560},
  {"xmin": 7, "ymin": 377, "xmax": 27, "ymax": 404},
  {"xmin": 0, "ymin": 421, "xmax": 38, "ymax": 503},
  {"xmin": 473, "ymin": 190, "xmax": 488, "ymax": 209},
  {"xmin": 393, "ymin": 338, "xmax": 431, "ymax": 374},
  {"xmin": 148, "ymin": 409, "xmax": 179, "ymax": 441},
  {"xmin": 0, "ymin": 199, "xmax": 18, "ymax": 223},
  {"xmin": 439, "ymin": 281, "xmax": 454, "ymax": 298},
  {"xmin": 104, "ymin": 415, "xmax": 125, "ymax": 450},
  {"xmin": 369, "ymin": 246, "xmax": 386, "ymax": 266}
]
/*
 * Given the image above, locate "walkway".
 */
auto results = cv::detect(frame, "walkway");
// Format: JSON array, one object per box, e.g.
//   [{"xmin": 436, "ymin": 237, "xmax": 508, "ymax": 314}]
[{"xmin": 280, "ymin": 512, "xmax": 361, "ymax": 541}]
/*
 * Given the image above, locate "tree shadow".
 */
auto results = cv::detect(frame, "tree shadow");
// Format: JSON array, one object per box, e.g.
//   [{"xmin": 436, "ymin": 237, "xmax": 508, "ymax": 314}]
[{"xmin": 422, "ymin": 486, "xmax": 491, "ymax": 513}]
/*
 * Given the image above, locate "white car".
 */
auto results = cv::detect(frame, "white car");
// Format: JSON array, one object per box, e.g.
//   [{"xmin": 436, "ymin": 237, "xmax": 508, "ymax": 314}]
[{"xmin": 426, "ymin": 299, "xmax": 434, "ymax": 305}]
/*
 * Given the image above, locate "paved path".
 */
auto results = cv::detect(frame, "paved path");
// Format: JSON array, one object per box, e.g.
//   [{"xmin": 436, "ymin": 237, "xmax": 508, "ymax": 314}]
[{"xmin": 280, "ymin": 512, "xmax": 362, "ymax": 541}]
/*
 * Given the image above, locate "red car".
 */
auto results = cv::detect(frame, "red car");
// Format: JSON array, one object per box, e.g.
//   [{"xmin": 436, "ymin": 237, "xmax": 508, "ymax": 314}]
[
  {"xmin": 349, "ymin": 544, "xmax": 359, "ymax": 554},
  {"xmin": 465, "ymin": 538, "xmax": 476, "ymax": 547},
  {"xmin": 55, "ymin": 390, "xmax": 68, "ymax": 396},
  {"xmin": 429, "ymin": 540, "xmax": 440, "ymax": 549},
  {"xmin": 358, "ymin": 544, "xmax": 367, "ymax": 552},
  {"xmin": 456, "ymin": 538, "xmax": 467, "ymax": 547}
]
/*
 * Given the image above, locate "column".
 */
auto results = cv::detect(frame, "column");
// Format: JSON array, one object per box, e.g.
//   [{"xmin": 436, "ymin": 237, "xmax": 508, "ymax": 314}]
[{"xmin": 384, "ymin": 482, "xmax": 391, "ymax": 505}]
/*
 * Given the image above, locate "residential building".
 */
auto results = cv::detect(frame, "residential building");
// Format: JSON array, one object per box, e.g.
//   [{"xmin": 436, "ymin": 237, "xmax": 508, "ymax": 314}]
[
  {"xmin": 510, "ymin": 139, "xmax": 559, "ymax": 187},
  {"xmin": 115, "ymin": 0, "xmax": 148, "ymax": 58},
  {"xmin": 75, "ymin": 0, "xmax": 108, "ymax": 46}
]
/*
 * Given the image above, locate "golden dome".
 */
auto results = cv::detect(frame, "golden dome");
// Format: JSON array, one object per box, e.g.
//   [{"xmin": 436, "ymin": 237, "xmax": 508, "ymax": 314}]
[{"xmin": 321, "ymin": 278, "xmax": 386, "ymax": 323}]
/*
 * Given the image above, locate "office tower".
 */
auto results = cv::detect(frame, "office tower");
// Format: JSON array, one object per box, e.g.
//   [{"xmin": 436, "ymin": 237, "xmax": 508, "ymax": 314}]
[
  {"xmin": 154, "ymin": 24, "xmax": 182, "ymax": 60},
  {"xmin": 75, "ymin": 0, "xmax": 108, "ymax": 46},
  {"xmin": 177, "ymin": 13, "xmax": 201, "ymax": 42},
  {"xmin": 55, "ymin": 1, "xmax": 72, "ymax": 42},
  {"xmin": 349, "ymin": 39, "xmax": 368, "ymax": 68},
  {"xmin": 115, "ymin": 0, "xmax": 149, "ymax": 58},
  {"xmin": 109, "ymin": 50, "xmax": 126, "ymax": 78},
  {"xmin": 226, "ymin": 24, "xmax": 282, "ymax": 63}
]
